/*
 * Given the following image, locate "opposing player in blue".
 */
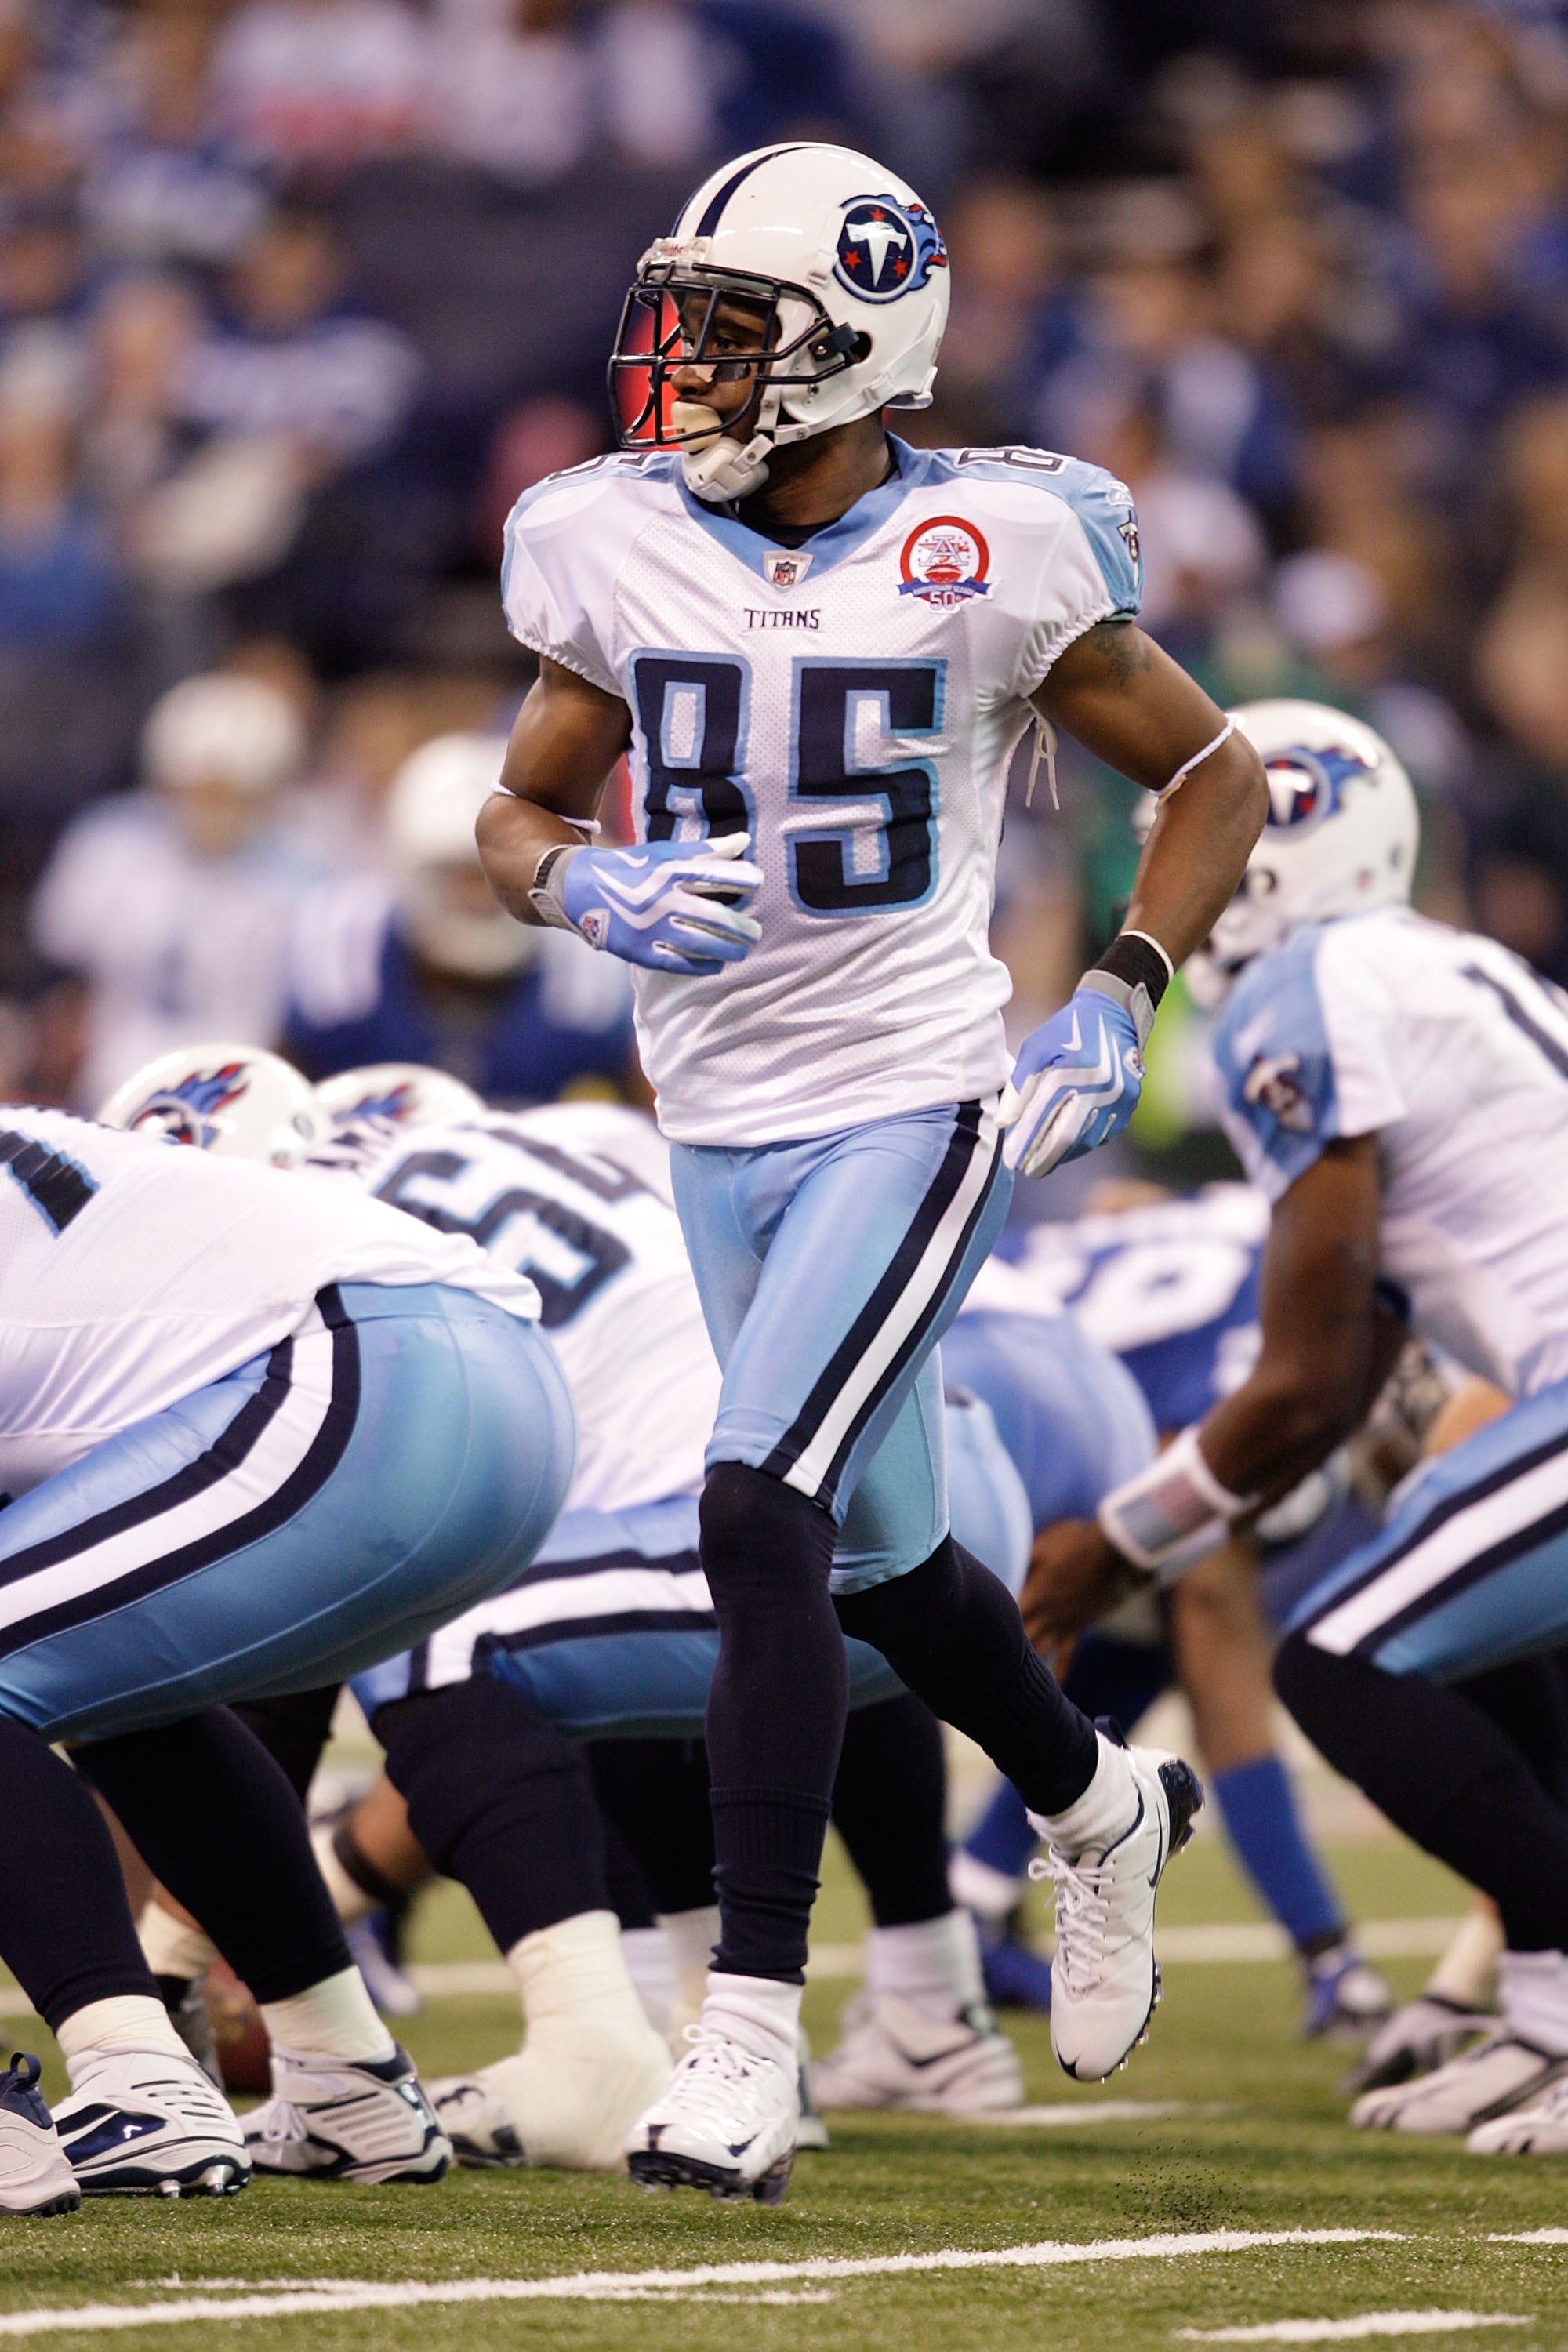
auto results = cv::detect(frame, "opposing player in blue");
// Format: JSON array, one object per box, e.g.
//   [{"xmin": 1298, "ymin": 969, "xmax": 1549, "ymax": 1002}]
[
  {"xmin": 477, "ymin": 141, "xmax": 1267, "ymax": 2198},
  {"xmin": 1025, "ymin": 699, "xmax": 1568, "ymax": 2155},
  {"xmin": 0, "ymin": 1054, "xmax": 572, "ymax": 2214}
]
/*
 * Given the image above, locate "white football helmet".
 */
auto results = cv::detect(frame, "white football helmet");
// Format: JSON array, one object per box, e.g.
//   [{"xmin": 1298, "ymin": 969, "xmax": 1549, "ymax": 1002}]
[
  {"xmin": 609, "ymin": 142, "xmax": 949, "ymax": 502},
  {"xmin": 386, "ymin": 733, "xmax": 533, "ymax": 981},
  {"xmin": 98, "ymin": 1044, "xmax": 321, "ymax": 1165},
  {"xmin": 309, "ymin": 1063, "xmax": 485, "ymax": 1178},
  {"xmin": 1186, "ymin": 699, "xmax": 1419, "ymax": 1007},
  {"xmin": 142, "ymin": 674, "xmax": 306, "ymax": 796}
]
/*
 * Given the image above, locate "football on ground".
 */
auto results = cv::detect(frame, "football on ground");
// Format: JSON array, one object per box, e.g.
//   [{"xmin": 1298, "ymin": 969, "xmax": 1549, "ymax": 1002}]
[{"xmin": 4, "ymin": 1818, "xmax": 1567, "ymax": 2352}]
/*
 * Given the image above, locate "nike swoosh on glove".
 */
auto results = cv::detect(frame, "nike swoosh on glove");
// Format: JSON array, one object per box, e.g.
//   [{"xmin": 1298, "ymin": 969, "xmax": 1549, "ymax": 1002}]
[
  {"xmin": 561, "ymin": 833, "xmax": 764, "ymax": 975},
  {"xmin": 998, "ymin": 986, "xmax": 1144, "ymax": 1178}
]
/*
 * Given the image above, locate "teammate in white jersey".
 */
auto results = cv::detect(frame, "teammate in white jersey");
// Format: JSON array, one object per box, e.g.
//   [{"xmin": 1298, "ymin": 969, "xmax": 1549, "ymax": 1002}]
[
  {"xmin": 477, "ymin": 139, "xmax": 1265, "ymax": 2200},
  {"xmin": 0, "ymin": 1080, "xmax": 572, "ymax": 2213},
  {"xmin": 1024, "ymin": 699, "xmax": 1568, "ymax": 2154}
]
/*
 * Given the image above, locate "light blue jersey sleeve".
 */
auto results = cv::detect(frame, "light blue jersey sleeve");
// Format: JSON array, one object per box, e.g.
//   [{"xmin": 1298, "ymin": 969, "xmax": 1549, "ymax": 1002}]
[{"xmin": 1210, "ymin": 927, "xmax": 1345, "ymax": 1200}]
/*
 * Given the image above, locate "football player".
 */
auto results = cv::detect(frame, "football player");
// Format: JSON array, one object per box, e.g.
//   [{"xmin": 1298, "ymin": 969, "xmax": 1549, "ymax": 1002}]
[
  {"xmin": 949, "ymin": 1189, "xmax": 1392, "ymax": 2041},
  {"xmin": 322, "ymin": 1092, "xmax": 1033, "ymax": 2167},
  {"xmin": 477, "ymin": 140, "xmax": 1267, "ymax": 2200},
  {"xmin": 1024, "ymin": 699, "xmax": 1568, "ymax": 2154},
  {"xmin": 0, "ymin": 1053, "xmax": 572, "ymax": 2214}
]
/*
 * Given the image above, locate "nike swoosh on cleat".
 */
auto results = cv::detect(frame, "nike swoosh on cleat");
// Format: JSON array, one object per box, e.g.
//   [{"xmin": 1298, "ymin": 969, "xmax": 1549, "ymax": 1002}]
[{"xmin": 726, "ymin": 2134, "xmax": 757, "ymax": 2158}]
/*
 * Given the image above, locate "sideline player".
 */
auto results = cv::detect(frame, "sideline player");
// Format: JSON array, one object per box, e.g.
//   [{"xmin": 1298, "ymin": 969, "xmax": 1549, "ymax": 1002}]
[
  {"xmin": 950, "ymin": 1189, "xmax": 1391, "ymax": 2038},
  {"xmin": 477, "ymin": 140, "xmax": 1267, "ymax": 2199},
  {"xmin": 0, "ymin": 1065, "xmax": 572, "ymax": 2212},
  {"xmin": 1023, "ymin": 699, "xmax": 1568, "ymax": 2154}
]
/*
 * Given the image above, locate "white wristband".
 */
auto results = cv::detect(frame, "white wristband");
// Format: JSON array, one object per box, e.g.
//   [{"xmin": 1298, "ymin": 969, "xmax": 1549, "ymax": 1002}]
[{"xmin": 1098, "ymin": 1423, "xmax": 1255, "ymax": 1584}]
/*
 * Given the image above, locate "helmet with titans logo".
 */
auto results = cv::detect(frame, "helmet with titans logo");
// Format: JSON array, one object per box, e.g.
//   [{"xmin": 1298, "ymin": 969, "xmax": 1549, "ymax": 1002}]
[
  {"xmin": 1186, "ymin": 699, "xmax": 1419, "ymax": 1007},
  {"xmin": 609, "ymin": 143, "xmax": 949, "ymax": 504}
]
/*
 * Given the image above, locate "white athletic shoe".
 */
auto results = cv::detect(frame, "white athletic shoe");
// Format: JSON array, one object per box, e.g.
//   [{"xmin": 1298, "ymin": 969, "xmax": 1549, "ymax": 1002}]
[
  {"xmin": 1033, "ymin": 1745, "xmax": 1203, "ymax": 2082},
  {"xmin": 428, "ymin": 2011, "xmax": 673, "ymax": 2172},
  {"xmin": 244, "ymin": 2044, "xmax": 449, "ymax": 2183},
  {"xmin": 1468, "ymin": 2069, "xmax": 1568, "ymax": 2153},
  {"xmin": 1343, "ymin": 1994, "xmax": 1492, "ymax": 2095},
  {"xmin": 625, "ymin": 2027, "xmax": 798, "ymax": 2203},
  {"xmin": 0, "ymin": 2055, "xmax": 78, "ymax": 2216},
  {"xmin": 793, "ymin": 2030, "xmax": 830, "ymax": 2151},
  {"xmin": 1350, "ymin": 2029, "xmax": 1568, "ymax": 2136},
  {"xmin": 53, "ymin": 2043, "xmax": 248, "ymax": 2197},
  {"xmin": 811, "ymin": 1992, "xmax": 1023, "ymax": 2114}
]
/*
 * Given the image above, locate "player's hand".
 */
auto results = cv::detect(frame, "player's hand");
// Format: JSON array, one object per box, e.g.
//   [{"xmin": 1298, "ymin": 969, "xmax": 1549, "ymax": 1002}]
[
  {"xmin": 1021, "ymin": 1517, "xmax": 1147, "ymax": 1650},
  {"xmin": 561, "ymin": 833, "xmax": 763, "ymax": 975},
  {"xmin": 998, "ymin": 986, "xmax": 1143, "ymax": 1178}
]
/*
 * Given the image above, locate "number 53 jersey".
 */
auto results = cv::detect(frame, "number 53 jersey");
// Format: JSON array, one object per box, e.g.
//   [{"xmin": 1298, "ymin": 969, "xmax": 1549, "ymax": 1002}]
[
  {"xmin": 501, "ymin": 436, "xmax": 1142, "ymax": 1145},
  {"xmin": 1210, "ymin": 906, "xmax": 1568, "ymax": 1400}
]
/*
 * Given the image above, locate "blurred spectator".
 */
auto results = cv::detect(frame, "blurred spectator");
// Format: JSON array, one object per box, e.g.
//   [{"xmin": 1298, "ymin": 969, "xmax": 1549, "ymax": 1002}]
[
  {"xmin": 31, "ymin": 673, "xmax": 324, "ymax": 1106},
  {"xmin": 283, "ymin": 731, "xmax": 638, "ymax": 1101},
  {"xmin": 209, "ymin": 0, "xmax": 426, "ymax": 175},
  {"xmin": 180, "ymin": 208, "xmax": 422, "ymax": 470},
  {"xmin": 426, "ymin": 0, "xmax": 593, "ymax": 183},
  {"xmin": 0, "ymin": 350, "xmax": 119, "ymax": 652},
  {"xmin": 83, "ymin": 1, "xmax": 269, "ymax": 267}
]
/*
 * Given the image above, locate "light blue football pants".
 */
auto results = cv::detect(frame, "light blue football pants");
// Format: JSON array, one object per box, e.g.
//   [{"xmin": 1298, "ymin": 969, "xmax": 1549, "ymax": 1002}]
[
  {"xmin": 669, "ymin": 1099, "xmax": 1011, "ymax": 1592},
  {"xmin": 350, "ymin": 1391, "xmax": 1033, "ymax": 1740},
  {"xmin": 1290, "ymin": 1370, "xmax": 1568, "ymax": 1677},
  {"xmin": 0, "ymin": 1281, "xmax": 575, "ymax": 1742}
]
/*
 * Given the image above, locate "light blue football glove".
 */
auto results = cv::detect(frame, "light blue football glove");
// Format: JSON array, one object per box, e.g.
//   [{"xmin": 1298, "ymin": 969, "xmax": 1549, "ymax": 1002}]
[
  {"xmin": 558, "ymin": 832, "xmax": 763, "ymax": 976},
  {"xmin": 998, "ymin": 985, "xmax": 1145, "ymax": 1178}
]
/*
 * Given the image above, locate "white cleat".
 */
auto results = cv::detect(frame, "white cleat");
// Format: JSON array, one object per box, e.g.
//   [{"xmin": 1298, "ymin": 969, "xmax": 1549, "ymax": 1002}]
[
  {"xmin": 1033, "ymin": 1745, "xmax": 1203, "ymax": 2083},
  {"xmin": 1350, "ymin": 2029, "xmax": 1567, "ymax": 2136},
  {"xmin": 811, "ymin": 1992, "xmax": 1023, "ymax": 2114},
  {"xmin": 0, "ymin": 2055, "xmax": 79, "ymax": 2216},
  {"xmin": 1468, "ymin": 2070, "xmax": 1568, "ymax": 2153},
  {"xmin": 1343, "ymin": 1994, "xmax": 1492, "ymax": 2095},
  {"xmin": 53, "ymin": 2043, "xmax": 248, "ymax": 2197},
  {"xmin": 429, "ymin": 2012, "xmax": 673, "ymax": 2172},
  {"xmin": 626, "ymin": 2027, "xmax": 798, "ymax": 2204},
  {"xmin": 793, "ymin": 2030, "xmax": 830, "ymax": 2151},
  {"xmin": 244, "ymin": 2044, "xmax": 449, "ymax": 2183}
]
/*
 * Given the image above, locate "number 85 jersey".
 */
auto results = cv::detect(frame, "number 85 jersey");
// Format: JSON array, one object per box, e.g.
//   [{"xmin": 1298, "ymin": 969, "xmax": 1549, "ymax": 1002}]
[{"xmin": 501, "ymin": 436, "xmax": 1141, "ymax": 1146}]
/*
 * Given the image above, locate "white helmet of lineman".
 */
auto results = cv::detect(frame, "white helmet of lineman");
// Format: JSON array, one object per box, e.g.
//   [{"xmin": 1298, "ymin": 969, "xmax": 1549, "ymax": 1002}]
[
  {"xmin": 609, "ymin": 142, "xmax": 949, "ymax": 503},
  {"xmin": 98, "ymin": 1043, "xmax": 321, "ymax": 1165},
  {"xmin": 386, "ymin": 733, "xmax": 532, "ymax": 981},
  {"xmin": 143, "ymin": 674, "xmax": 306, "ymax": 797},
  {"xmin": 1185, "ymin": 699, "xmax": 1419, "ymax": 1007},
  {"xmin": 308, "ymin": 1063, "xmax": 485, "ymax": 1178}
]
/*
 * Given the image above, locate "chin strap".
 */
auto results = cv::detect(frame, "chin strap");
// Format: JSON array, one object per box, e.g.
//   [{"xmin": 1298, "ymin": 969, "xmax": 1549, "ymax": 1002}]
[{"xmin": 671, "ymin": 398, "xmax": 774, "ymax": 503}]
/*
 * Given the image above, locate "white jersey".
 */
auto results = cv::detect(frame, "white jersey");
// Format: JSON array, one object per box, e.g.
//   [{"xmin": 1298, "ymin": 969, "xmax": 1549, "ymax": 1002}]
[
  {"xmin": 502, "ymin": 437, "xmax": 1141, "ymax": 1145},
  {"xmin": 1210, "ymin": 908, "xmax": 1568, "ymax": 1399},
  {"xmin": 0, "ymin": 1107, "xmax": 541, "ymax": 1498},
  {"xmin": 352, "ymin": 1102, "xmax": 717, "ymax": 1513}
]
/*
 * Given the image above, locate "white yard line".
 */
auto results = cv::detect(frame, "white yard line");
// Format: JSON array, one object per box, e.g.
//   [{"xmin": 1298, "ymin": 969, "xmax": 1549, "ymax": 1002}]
[
  {"xmin": 1177, "ymin": 2317, "xmax": 1531, "ymax": 2343},
  {"xmin": 967, "ymin": 2100, "xmax": 1236, "ymax": 2127},
  {"xmin": 0, "ymin": 2230, "xmax": 1400, "ymax": 2336}
]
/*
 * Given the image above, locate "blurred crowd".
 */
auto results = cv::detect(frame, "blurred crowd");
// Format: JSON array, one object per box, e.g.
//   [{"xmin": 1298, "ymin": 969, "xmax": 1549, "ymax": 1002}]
[{"xmin": 5, "ymin": 0, "xmax": 1568, "ymax": 1145}]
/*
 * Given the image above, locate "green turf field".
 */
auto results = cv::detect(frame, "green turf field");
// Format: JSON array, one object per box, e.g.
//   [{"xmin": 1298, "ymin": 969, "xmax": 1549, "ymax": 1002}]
[{"xmin": 5, "ymin": 1823, "xmax": 1568, "ymax": 2352}]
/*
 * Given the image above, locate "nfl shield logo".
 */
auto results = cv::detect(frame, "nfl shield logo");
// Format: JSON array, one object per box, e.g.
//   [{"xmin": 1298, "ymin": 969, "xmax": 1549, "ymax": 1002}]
[{"xmin": 764, "ymin": 550, "xmax": 811, "ymax": 588}]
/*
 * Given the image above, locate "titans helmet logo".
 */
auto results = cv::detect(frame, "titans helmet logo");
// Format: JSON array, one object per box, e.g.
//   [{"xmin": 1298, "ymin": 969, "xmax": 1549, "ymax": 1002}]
[
  {"xmin": 335, "ymin": 1081, "xmax": 416, "ymax": 1127},
  {"xmin": 125, "ymin": 1062, "xmax": 248, "ymax": 1149},
  {"xmin": 1261, "ymin": 742, "xmax": 1376, "ymax": 834},
  {"xmin": 834, "ymin": 196, "xmax": 947, "ymax": 304}
]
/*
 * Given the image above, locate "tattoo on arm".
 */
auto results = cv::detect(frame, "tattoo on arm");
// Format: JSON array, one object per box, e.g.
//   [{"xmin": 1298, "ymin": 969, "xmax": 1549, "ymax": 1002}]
[{"xmin": 1081, "ymin": 619, "xmax": 1150, "ymax": 689}]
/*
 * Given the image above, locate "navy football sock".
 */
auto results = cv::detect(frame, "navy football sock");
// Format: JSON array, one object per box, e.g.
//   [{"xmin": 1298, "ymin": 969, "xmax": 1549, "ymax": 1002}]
[
  {"xmin": 700, "ymin": 1462, "xmax": 846, "ymax": 1984},
  {"xmin": 832, "ymin": 1693, "xmax": 952, "ymax": 1928},
  {"xmin": 835, "ymin": 1536, "xmax": 1100, "ymax": 1817},
  {"xmin": 0, "ymin": 1715, "xmax": 157, "ymax": 2031},
  {"xmin": 1212, "ymin": 1754, "xmax": 1344, "ymax": 1955},
  {"xmin": 76, "ymin": 1709, "xmax": 353, "ymax": 2005}
]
